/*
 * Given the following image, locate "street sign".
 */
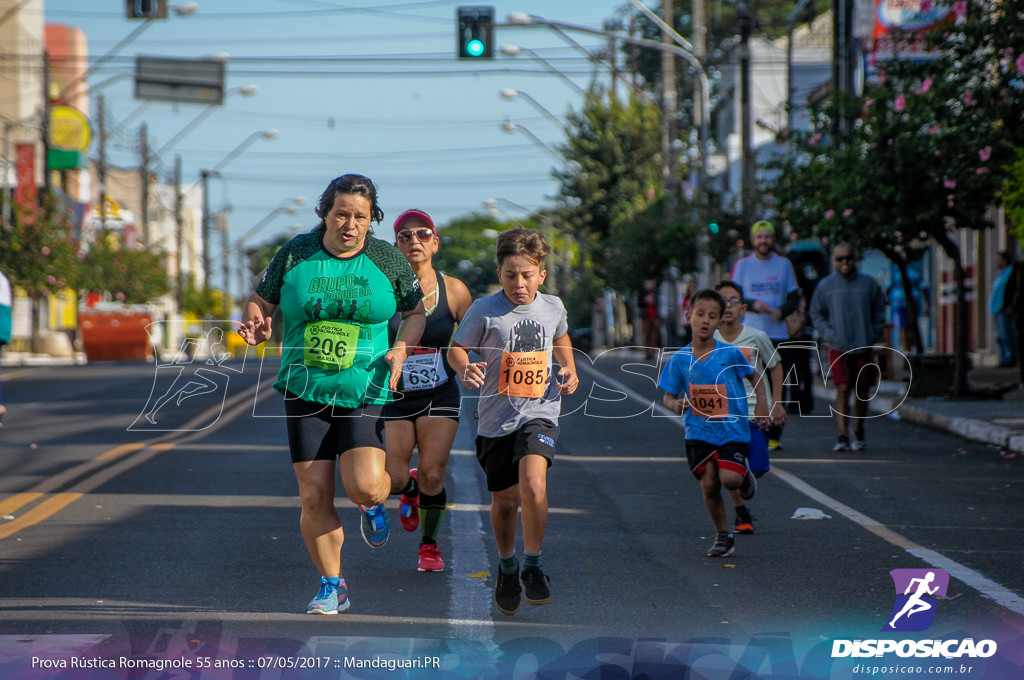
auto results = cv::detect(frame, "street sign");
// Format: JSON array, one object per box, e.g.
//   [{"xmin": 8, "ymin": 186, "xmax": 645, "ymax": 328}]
[{"xmin": 134, "ymin": 56, "xmax": 226, "ymax": 105}]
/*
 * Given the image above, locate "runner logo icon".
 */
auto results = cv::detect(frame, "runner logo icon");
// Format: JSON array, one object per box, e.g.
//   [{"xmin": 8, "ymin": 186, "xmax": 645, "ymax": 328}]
[{"xmin": 882, "ymin": 568, "xmax": 949, "ymax": 632}]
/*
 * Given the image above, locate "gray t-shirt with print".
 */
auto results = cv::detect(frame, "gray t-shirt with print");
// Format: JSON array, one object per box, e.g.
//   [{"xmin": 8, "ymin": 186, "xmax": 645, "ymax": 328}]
[{"xmin": 452, "ymin": 290, "xmax": 569, "ymax": 438}]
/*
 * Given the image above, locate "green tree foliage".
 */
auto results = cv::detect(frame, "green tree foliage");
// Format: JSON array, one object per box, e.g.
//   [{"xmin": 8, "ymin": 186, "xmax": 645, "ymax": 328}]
[
  {"xmin": 0, "ymin": 196, "xmax": 77, "ymax": 299},
  {"xmin": 602, "ymin": 196, "xmax": 697, "ymax": 286},
  {"xmin": 1000, "ymin": 147, "xmax": 1024, "ymax": 247},
  {"xmin": 430, "ymin": 213, "xmax": 512, "ymax": 299},
  {"xmin": 244, "ymin": 232, "xmax": 293, "ymax": 293},
  {"xmin": 556, "ymin": 89, "xmax": 665, "ymax": 293},
  {"xmin": 76, "ymin": 229, "xmax": 170, "ymax": 304}
]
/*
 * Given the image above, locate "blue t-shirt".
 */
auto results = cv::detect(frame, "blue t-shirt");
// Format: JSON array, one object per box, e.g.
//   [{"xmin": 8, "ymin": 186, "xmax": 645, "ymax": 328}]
[{"xmin": 657, "ymin": 341, "xmax": 754, "ymax": 445}]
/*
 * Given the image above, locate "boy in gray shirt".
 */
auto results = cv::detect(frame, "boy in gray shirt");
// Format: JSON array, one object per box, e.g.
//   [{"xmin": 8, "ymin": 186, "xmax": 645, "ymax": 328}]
[{"xmin": 449, "ymin": 228, "xmax": 579, "ymax": 616}]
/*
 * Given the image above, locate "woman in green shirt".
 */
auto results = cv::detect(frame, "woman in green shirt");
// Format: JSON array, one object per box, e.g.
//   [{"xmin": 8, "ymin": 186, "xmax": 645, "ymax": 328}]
[{"xmin": 238, "ymin": 174, "xmax": 425, "ymax": 615}]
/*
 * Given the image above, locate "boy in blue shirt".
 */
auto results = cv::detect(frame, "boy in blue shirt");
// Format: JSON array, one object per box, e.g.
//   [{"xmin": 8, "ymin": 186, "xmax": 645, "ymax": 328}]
[{"xmin": 658, "ymin": 288, "xmax": 770, "ymax": 557}]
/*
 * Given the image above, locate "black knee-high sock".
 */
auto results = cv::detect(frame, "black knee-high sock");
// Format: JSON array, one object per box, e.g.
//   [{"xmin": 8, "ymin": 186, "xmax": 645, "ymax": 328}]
[
  {"xmin": 419, "ymin": 489, "xmax": 446, "ymax": 544},
  {"xmin": 396, "ymin": 475, "xmax": 417, "ymax": 497}
]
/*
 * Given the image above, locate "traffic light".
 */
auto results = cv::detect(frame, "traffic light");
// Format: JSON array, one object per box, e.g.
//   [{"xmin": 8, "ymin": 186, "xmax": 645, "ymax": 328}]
[
  {"xmin": 457, "ymin": 6, "xmax": 494, "ymax": 59},
  {"xmin": 709, "ymin": 220, "xmax": 720, "ymax": 234},
  {"xmin": 125, "ymin": 0, "xmax": 167, "ymax": 19}
]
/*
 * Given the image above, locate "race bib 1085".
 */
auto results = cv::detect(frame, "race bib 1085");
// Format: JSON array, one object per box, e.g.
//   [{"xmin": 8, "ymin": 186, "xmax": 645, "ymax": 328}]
[{"xmin": 498, "ymin": 350, "xmax": 550, "ymax": 399}]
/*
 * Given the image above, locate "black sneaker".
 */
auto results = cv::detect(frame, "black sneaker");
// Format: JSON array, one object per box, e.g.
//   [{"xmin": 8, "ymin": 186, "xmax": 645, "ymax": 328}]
[
  {"xmin": 494, "ymin": 568, "xmax": 521, "ymax": 615},
  {"xmin": 833, "ymin": 434, "xmax": 851, "ymax": 452},
  {"xmin": 734, "ymin": 508, "xmax": 755, "ymax": 534},
  {"xmin": 520, "ymin": 566, "xmax": 551, "ymax": 605},
  {"xmin": 707, "ymin": 532, "xmax": 735, "ymax": 557},
  {"xmin": 851, "ymin": 429, "xmax": 867, "ymax": 451}
]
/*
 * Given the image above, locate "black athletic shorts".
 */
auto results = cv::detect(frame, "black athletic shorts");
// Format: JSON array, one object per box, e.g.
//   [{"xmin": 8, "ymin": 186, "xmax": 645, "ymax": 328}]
[
  {"xmin": 382, "ymin": 380, "xmax": 461, "ymax": 422},
  {"xmin": 283, "ymin": 395, "xmax": 385, "ymax": 463},
  {"xmin": 475, "ymin": 419, "xmax": 557, "ymax": 492},
  {"xmin": 684, "ymin": 440, "xmax": 749, "ymax": 479}
]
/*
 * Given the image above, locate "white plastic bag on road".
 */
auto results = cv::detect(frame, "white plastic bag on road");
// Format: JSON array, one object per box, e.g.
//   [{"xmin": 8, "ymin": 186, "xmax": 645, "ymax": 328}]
[{"xmin": 791, "ymin": 507, "xmax": 832, "ymax": 520}]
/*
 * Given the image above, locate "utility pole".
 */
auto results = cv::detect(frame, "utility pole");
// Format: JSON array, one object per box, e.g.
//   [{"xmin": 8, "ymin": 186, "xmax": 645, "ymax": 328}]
[
  {"xmin": 661, "ymin": 0, "xmax": 678, "ymax": 220},
  {"xmin": 220, "ymin": 213, "xmax": 230, "ymax": 318},
  {"xmin": 200, "ymin": 169, "xmax": 214, "ymax": 291},
  {"xmin": 833, "ymin": 0, "xmax": 856, "ymax": 133},
  {"xmin": 139, "ymin": 122, "xmax": 150, "ymax": 245},
  {"xmin": 739, "ymin": 6, "xmax": 754, "ymax": 226},
  {"xmin": 174, "ymin": 154, "xmax": 184, "ymax": 307},
  {"xmin": 41, "ymin": 49, "xmax": 52, "ymax": 198},
  {"xmin": 628, "ymin": 14, "xmax": 640, "ymax": 91},
  {"xmin": 97, "ymin": 94, "xmax": 108, "ymax": 233}
]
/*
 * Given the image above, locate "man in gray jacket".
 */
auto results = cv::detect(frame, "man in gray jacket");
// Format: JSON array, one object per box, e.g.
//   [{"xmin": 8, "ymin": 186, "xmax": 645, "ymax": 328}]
[{"xmin": 810, "ymin": 243, "xmax": 886, "ymax": 451}]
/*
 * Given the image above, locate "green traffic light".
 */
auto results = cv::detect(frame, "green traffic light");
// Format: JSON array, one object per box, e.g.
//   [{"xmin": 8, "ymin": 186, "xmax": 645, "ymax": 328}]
[
  {"xmin": 466, "ymin": 39, "xmax": 485, "ymax": 57},
  {"xmin": 709, "ymin": 221, "xmax": 720, "ymax": 234}
]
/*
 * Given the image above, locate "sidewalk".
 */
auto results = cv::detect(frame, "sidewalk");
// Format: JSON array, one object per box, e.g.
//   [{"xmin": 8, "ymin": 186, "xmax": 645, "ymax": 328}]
[{"xmin": 815, "ymin": 363, "xmax": 1024, "ymax": 455}]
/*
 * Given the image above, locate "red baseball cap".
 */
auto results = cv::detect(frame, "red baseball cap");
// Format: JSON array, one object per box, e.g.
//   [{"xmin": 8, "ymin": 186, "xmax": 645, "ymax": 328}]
[{"xmin": 393, "ymin": 209, "xmax": 436, "ymax": 234}]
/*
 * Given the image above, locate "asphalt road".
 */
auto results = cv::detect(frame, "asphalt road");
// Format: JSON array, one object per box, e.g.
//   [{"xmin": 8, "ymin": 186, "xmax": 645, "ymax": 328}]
[{"xmin": 0, "ymin": 349, "xmax": 1022, "ymax": 678}]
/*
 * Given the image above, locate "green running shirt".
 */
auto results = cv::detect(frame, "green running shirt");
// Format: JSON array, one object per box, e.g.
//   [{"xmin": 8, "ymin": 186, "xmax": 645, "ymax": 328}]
[{"xmin": 255, "ymin": 232, "xmax": 422, "ymax": 407}]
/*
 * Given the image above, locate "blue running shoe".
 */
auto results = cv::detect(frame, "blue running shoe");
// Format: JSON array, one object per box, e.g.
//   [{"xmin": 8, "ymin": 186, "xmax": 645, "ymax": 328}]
[
  {"xmin": 359, "ymin": 503, "xmax": 390, "ymax": 548},
  {"xmin": 307, "ymin": 576, "xmax": 350, "ymax": 615}
]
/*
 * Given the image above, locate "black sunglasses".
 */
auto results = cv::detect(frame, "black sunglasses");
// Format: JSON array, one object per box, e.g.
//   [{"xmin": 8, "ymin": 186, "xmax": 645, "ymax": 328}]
[
  {"xmin": 397, "ymin": 228, "xmax": 434, "ymax": 242},
  {"xmin": 834, "ymin": 255, "xmax": 855, "ymax": 262}
]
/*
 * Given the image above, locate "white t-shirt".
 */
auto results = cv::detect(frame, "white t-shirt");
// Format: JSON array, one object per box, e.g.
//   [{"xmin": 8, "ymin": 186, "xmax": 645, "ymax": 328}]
[
  {"xmin": 730, "ymin": 253, "xmax": 799, "ymax": 340},
  {"xmin": 715, "ymin": 324, "xmax": 779, "ymax": 417}
]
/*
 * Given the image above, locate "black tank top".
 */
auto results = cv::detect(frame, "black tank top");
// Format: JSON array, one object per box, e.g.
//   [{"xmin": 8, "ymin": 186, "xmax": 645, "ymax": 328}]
[{"xmin": 389, "ymin": 270, "xmax": 458, "ymax": 392}]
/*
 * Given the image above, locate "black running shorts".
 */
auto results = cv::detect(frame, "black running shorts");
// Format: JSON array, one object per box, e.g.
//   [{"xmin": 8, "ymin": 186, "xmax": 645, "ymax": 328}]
[
  {"xmin": 283, "ymin": 395, "xmax": 386, "ymax": 463},
  {"xmin": 475, "ymin": 419, "xmax": 558, "ymax": 492}
]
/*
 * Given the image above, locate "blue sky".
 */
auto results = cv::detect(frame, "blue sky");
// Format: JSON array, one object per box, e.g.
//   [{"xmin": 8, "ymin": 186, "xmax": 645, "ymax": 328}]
[{"xmin": 43, "ymin": 0, "xmax": 636, "ymax": 262}]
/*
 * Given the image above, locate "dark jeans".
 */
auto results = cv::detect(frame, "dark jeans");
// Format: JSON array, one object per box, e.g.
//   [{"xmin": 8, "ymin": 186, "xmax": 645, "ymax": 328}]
[
  {"xmin": 1017, "ymin": 315, "xmax": 1024, "ymax": 385},
  {"xmin": 772, "ymin": 340, "xmax": 815, "ymax": 437}
]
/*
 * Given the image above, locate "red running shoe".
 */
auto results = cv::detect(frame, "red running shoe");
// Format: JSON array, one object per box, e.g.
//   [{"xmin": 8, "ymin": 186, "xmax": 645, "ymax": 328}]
[
  {"xmin": 399, "ymin": 468, "xmax": 420, "ymax": 532},
  {"xmin": 417, "ymin": 542, "xmax": 445, "ymax": 572}
]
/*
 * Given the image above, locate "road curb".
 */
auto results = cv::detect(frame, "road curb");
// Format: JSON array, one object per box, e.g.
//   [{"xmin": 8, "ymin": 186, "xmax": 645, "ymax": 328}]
[{"xmin": 814, "ymin": 384, "xmax": 1024, "ymax": 454}]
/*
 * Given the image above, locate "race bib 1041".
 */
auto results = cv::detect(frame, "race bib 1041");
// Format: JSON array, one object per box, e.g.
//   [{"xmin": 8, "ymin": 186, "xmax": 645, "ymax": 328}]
[{"xmin": 689, "ymin": 383, "xmax": 728, "ymax": 418}]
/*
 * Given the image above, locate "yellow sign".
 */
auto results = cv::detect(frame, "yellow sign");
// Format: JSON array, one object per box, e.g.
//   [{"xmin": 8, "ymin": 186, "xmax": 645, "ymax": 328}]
[
  {"xmin": 50, "ymin": 106, "xmax": 92, "ymax": 151},
  {"xmin": 102, "ymin": 194, "xmax": 122, "ymax": 214}
]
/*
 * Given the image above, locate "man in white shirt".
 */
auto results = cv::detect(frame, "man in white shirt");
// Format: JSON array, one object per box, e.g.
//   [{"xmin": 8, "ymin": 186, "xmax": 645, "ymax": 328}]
[{"xmin": 730, "ymin": 221, "xmax": 802, "ymax": 448}]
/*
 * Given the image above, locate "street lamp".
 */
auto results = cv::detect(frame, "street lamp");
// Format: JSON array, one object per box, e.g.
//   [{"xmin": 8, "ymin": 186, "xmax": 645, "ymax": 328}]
[
  {"xmin": 499, "ymin": 44, "xmax": 587, "ymax": 96},
  {"xmin": 499, "ymin": 88, "xmax": 567, "ymax": 132},
  {"xmin": 150, "ymin": 84, "xmax": 259, "ymax": 160},
  {"xmin": 195, "ymin": 128, "xmax": 279, "ymax": 291},
  {"xmin": 233, "ymin": 197, "xmax": 306, "ymax": 299},
  {"xmin": 506, "ymin": 11, "xmax": 710, "ymax": 194},
  {"xmin": 501, "ymin": 119, "xmax": 565, "ymax": 165}
]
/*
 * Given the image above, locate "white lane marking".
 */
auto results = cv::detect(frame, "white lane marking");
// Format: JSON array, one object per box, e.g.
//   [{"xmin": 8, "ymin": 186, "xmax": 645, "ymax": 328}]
[
  {"xmin": 446, "ymin": 435, "xmax": 498, "ymax": 655},
  {"xmin": 576, "ymin": 361, "xmax": 1024, "ymax": 617}
]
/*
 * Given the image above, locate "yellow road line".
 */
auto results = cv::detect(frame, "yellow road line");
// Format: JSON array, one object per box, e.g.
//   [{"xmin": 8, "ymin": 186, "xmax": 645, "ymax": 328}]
[
  {"xmin": 0, "ymin": 492, "xmax": 44, "ymax": 517},
  {"xmin": 1, "ymin": 377, "xmax": 273, "ymax": 541},
  {"xmin": 0, "ymin": 493, "xmax": 84, "ymax": 540},
  {"xmin": 96, "ymin": 442, "xmax": 147, "ymax": 461}
]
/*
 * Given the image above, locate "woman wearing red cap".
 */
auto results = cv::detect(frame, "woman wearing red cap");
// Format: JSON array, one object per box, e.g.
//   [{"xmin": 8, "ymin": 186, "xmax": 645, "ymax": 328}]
[{"xmin": 384, "ymin": 209, "xmax": 473, "ymax": 572}]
